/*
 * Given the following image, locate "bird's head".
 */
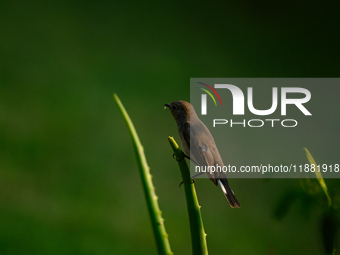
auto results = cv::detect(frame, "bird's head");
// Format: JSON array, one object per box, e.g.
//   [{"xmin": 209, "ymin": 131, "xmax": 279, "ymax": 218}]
[{"xmin": 165, "ymin": 100, "xmax": 194, "ymax": 122}]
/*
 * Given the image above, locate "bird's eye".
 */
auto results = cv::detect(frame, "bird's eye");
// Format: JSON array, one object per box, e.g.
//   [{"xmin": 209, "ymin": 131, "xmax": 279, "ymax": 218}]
[{"xmin": 171, "ymin": 105, "xmax": 177, "ymax": 111}]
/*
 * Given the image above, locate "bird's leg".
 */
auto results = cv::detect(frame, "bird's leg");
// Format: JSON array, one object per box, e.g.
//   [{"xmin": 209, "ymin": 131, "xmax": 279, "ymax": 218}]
[
  {"xmin": 183, "ymin": 154, "xmax": 200, "ymax": 165},
  {"xmin": 172, "ymin": 151, "xmax": 199, "ymax": 165},
  {"xmin": 172, "ymin": 150, "xmax": 201, "ymax": 187},
  {"xmin": 172, "ymin": 151, "xmax": 186, "ymax": 162},
  {"xmin": 190, "ymin": 172, "xmax": 205, "ymax": 178},
  {"xmin": 172, "ymin": 152, "xmax": 185, "ymax": 162},
  {"xmin": 178, "ymin": 172, "xmax": 205, "ymax": 187}
]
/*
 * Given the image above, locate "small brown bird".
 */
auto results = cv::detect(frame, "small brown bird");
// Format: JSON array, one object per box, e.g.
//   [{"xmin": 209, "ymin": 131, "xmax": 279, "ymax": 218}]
[{"xmin": 165, "ymin": 100, "xmax": 240, "ymax": 208}]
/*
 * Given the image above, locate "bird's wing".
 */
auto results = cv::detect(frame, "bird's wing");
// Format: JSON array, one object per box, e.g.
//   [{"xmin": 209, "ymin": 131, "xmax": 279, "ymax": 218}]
[{"xmin": 185, "ymin": 122, "xmax": 218, "ymax": 185}]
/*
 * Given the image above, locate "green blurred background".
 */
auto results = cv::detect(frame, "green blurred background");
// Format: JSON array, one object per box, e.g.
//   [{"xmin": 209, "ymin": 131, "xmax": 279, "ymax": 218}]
[{"xmin": 1, "ymin": 1, "xmax": 339, "ymax": 254}]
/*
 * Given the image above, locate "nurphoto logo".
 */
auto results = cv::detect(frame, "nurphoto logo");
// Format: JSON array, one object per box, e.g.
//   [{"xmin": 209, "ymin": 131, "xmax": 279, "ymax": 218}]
[{"xmin": 196, "ymin": 82, "xmax": 312, "ymax": 128}]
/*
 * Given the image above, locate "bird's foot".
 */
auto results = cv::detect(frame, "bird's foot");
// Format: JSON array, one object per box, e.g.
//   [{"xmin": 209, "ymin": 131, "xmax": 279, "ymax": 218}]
[
  {"xmin": 179, "ymin": 178, "xmax": 195, "ymax": 188},
  {"xmin": 172, "ymin": 151, "xmax": 188, "ymax": 162}
]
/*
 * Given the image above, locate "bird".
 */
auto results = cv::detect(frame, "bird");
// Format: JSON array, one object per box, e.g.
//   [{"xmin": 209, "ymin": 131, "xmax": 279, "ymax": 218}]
[{"xmin": 165, "ymin": 100, "xmax": 240, "ymax": 208}]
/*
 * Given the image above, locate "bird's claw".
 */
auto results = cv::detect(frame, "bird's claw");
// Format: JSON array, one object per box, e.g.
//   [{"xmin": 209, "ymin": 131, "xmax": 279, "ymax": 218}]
[{"xmin": 172, "ymin": 153, "xmax": 185, "ymax": 162}]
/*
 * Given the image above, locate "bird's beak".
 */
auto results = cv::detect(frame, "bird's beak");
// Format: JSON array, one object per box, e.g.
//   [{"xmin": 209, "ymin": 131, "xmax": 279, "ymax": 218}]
[{"xmin": 164, "ymin": 103, "xmax": 170, "ymax": 108}]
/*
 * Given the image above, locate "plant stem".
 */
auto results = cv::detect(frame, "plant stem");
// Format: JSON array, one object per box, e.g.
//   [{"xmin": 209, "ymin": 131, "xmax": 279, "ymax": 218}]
[{"xmin": 168, "ymin": 136, "xmax": 208, "ymax": 255}]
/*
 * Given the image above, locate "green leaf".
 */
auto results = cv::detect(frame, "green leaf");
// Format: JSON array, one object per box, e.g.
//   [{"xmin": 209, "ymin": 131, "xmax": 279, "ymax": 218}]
[
  {"xmin": 304, "ymin": 148, "xmax": 331, "ymax": 208},
  {"xmin": 114, "ymin": 94, "xmax": 173, "ymax": 255}
]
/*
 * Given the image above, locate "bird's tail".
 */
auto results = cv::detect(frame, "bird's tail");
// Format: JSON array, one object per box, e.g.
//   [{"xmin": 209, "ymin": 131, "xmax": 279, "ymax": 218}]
[{"xmin": 218, "ymin": 179, "xmax": 240, "ymax": 208}]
